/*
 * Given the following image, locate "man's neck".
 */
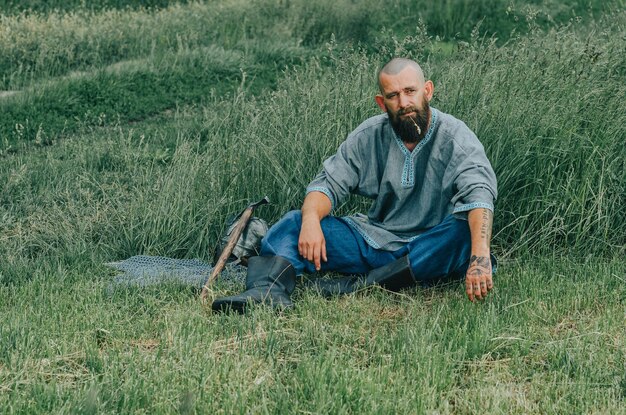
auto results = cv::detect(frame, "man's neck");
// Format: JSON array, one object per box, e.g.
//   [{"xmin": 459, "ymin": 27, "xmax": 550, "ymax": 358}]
[{"xmin": 404, "ymin": 141, "xmax": 418, "ymax": 152}]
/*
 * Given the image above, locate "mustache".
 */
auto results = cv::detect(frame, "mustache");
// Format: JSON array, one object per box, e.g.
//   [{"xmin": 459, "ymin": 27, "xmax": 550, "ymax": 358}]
[{"xmin": 397, "ymin": 107, "xmax": 418, "ymax": 116}]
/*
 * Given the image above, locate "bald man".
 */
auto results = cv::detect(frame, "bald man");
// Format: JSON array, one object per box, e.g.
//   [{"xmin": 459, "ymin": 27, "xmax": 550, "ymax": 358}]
[{"xmin": 213, "ymin": 58, "xmax": 498, "ymax": 313}]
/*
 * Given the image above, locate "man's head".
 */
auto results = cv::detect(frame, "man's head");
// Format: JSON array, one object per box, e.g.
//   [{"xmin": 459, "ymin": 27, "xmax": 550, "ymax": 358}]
[{"xmin": 375, "ymin": 58, "xmax": 434, "ymax": 144}]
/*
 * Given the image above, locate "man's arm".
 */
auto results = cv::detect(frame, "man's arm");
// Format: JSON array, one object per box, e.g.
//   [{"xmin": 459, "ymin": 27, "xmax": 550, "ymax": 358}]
[
  {"xmin": 299, "ymin": 191, "xmax": 332, "ymax": 271},
  {"xmin": 465, "ymin": 208, "xmax": 494, "ymax": 302}
]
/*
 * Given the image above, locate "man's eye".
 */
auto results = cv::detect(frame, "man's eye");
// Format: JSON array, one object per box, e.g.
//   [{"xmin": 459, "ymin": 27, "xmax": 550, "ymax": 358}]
[{"xmin": 405, "ymin": 89, "xmax": 417, "ymax": 95}]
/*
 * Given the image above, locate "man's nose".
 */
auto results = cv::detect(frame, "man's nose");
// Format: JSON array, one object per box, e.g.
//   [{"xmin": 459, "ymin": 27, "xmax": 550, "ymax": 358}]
[{"xmin": 398, "ymin": 92, "xmax": 411, "ymax": 109}]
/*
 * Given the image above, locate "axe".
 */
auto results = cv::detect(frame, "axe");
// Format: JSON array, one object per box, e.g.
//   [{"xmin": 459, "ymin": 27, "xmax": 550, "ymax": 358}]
[{"xmin": 200, "ymin": 196, "xmax": 270, "ymax": 302}]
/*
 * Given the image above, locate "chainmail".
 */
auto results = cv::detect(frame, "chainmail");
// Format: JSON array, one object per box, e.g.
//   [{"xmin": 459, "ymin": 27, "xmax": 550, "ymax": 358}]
[
  {"xmin": 105, "ymin": 213, "xmax": 268, "ymax": 292},
  {"xmin": 106, "ymin": 255, "xmax": 246, "ymax": 290}
]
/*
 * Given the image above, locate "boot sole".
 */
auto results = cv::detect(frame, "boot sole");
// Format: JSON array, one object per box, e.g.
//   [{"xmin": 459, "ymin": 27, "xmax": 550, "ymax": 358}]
[
  {"xmin": 211, "ymin": 298, "xmax": 293, "ymax": 314},
  {"xmin": 211, "ymin": 299, "xmax": 249, "ymax": 314}
]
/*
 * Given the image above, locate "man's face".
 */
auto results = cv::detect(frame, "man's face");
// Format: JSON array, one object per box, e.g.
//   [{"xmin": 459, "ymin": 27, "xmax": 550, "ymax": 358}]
[{"xmin": 375, "ymin": 67, "xmax": 434, "ymax": 143}]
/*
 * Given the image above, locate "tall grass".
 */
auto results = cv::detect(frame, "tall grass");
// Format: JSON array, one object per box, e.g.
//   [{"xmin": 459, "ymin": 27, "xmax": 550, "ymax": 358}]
[
  {"xmin": 434, "ymin": 16, "xmax": 626, "ymax": 256},
  {"xmin": 1, "ymin": 11, "xmax": 624, "ymax": 276},
  {"xmin": 1, "ymin": 0, "xmax": 621, "ymax": 89}
]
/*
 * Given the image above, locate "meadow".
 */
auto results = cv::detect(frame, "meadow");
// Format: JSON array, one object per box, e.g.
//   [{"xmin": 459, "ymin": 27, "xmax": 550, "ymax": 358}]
[{"xmin": 0, "ymin": 0, "xmax": 624, "ymax": 413}]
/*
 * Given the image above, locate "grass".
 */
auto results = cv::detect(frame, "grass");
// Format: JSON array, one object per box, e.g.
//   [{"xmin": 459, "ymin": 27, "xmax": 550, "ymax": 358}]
[
  {"xmin": 1, "ymin": 0, "xmax": 625, "ymax": 413},
  {"xmin": 0, "ymin": 0, "xmax": 183, "ymax": 14},
  {"xmin": 0, "ymin": 259, "xmax": 623, "ymax": 413},
  {"xmin": 1, "ymin": 0, "xmax": 621, "ymax": 89},
  {"xmin": 0, "ymin": 42, "xmax": 306, "ymax": 148}
]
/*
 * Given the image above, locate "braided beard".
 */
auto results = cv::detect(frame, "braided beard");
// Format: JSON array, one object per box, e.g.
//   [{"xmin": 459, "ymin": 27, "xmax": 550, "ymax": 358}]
[{"xmin": 389, "ymin": 102, "xmax": 430, "ymax": 144}]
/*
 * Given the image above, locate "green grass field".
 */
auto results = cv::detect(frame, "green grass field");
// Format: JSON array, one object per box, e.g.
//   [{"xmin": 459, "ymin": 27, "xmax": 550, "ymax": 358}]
[{"xmin": 1, "ymin": 0, "xmax": 625, "ymax": 413}]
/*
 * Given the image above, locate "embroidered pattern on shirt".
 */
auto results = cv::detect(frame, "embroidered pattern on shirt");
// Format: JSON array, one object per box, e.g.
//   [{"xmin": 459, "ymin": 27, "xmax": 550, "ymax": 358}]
[
  {"xmin": 453, "ymin": 202, "xmax": 494, "ymax": 213},
  {"xmin": 392, "ymin": 109, "xmax": 438, "ymax": 188},
  {"xmin": 342, "ymin": 217, "xmax": 382, "ymax": 249},
  {"xmin": 306, "ymin": 186, "xmax": 335, "ymax": 210}
]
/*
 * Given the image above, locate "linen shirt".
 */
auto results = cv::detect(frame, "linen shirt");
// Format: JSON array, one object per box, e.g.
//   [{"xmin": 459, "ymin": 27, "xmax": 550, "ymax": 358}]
[{"xmin": 306, "ymin": 108, "xmax": 497, "ymax": 251}]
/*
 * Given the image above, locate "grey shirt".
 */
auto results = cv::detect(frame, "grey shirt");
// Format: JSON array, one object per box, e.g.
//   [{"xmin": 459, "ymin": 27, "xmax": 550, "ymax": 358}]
[{"xmin": 306, "ymin": 108, "xmax": 497, "ymax": 251}]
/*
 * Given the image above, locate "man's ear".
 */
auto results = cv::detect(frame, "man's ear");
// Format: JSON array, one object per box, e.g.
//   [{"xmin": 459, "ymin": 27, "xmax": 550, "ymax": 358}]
[
  {"xmin": 375, "ymin": 94, "xmax": 387, "ymax": 112},
  {"xmin": 424, "ymin": 80, "xmax": 435, "ymax": 102}
]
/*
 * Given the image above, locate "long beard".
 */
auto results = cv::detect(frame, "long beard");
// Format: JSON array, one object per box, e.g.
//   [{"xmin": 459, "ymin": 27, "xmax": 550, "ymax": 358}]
[{"xmin": 389, "ymin": 102, "xmax": 430, "ymax": 144}]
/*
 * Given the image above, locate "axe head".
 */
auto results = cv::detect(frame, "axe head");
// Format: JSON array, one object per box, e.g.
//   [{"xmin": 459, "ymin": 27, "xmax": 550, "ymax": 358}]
[{"xmin": 249, "ymin": 196, "xmax": 270, "ymax": 209}]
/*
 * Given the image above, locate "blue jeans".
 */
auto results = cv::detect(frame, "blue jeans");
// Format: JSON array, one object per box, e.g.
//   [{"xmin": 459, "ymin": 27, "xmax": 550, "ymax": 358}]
[{"xmin": 260, "ymin": 210, "xmax": 496, "ymax": 284}]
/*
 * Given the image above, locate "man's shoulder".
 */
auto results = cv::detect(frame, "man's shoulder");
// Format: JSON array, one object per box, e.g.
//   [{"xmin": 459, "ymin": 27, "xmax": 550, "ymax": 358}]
[
  {"xmin": 434, "ymin": 109, "xmax": 474, "ymax": 139},
  {"xmin": 349, "ymin": 113, "xmax": 390, "ymax": 139},
  {"xmin": 433, "ymin": 109, "xmax": 483, "ymax": 152},
  {"xmin": 333, "ymin": 114, "xmax": 391, "ymax": 160}
]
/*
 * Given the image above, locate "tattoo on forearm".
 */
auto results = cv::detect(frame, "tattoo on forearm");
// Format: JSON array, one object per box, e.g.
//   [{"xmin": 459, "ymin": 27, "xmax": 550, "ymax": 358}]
[{"xmin": 480, "ymin": 209, "xmax": 493, "ymax": 241}]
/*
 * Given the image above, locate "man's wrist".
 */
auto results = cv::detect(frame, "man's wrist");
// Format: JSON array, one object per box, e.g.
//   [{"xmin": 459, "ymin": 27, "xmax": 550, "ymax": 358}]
[
  {"xmin": 470, "ymin": 246, "xmax": 490, "ymax": 257},
  {"xmin": 301, "ymin": 212, "xmax": 322, "ymax": 227}
]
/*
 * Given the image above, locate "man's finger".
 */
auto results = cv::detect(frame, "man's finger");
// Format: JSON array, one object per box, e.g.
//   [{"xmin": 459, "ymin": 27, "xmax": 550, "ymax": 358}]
[
  {"xmin": 486, "ymin": 276, "xmax": 494, "ymax": 290},
  {"xmin": 473, "ymin": 282, "xmax": 482, "ymax": 301},
  {"xmin": 466, "ymin": 281, "xmax": 474, "ymax": 302},
  {"xmin": 321, "ymin": 240, "xmax": 327, "ymax": 263},
  {"xmin": 480, "ymin": 279, "xmax": 488, "ymax": 297},
  {"xmin": 313, "ymin": 244, "xmax": 321, "ymax": 271}
]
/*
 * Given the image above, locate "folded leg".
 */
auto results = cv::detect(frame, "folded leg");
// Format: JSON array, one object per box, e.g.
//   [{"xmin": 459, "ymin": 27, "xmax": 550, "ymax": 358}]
[{"xmin": 260, "ymin": 210, "xmax": 395, "ymax": 276}]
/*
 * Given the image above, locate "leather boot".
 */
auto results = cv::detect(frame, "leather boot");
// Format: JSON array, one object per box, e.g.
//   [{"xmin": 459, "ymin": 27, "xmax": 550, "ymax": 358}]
[
  {"xmin": 211, "ymin": 256, "xmax": 296, "ymax": 313},
  {"xmin": 309, "ymin": 255, "xmax": 416, "ymax": 297}
]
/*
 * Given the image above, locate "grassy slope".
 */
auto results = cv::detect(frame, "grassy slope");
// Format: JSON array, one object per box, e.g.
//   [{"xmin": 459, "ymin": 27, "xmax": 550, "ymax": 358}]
[
  {"xmin": 0, "ymin": 0, "xmax": 183, "ymax": 14},
  {"xmin": 0, "ymin": 0, "xmax": 625, "ymax": 413},
  {"xmin": 2, "ymin": 18, "xmax": 623, "ymax": 263}
]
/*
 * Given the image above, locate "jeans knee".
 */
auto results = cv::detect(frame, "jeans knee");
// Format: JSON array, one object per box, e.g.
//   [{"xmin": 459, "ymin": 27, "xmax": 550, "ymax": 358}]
[
  {"xmin": 260, "ymin": 210, "xmax": 302, "ymax": 257},
  {"xmin": 263, "ymin": 210, "xmax": 302, "ymax": 244},
  {"xmin": 271, "ymin": 210, "xmax": 302, "ymax": 234},
  {"xmin": 282, "ymin": 210, "xmax": 302, "ymax": 224}
]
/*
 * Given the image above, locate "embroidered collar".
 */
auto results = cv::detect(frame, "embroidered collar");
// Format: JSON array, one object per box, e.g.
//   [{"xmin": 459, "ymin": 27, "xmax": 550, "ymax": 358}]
[{"xmin": 392, "ymin": 108, "xmax": 438, "ymax": 187}]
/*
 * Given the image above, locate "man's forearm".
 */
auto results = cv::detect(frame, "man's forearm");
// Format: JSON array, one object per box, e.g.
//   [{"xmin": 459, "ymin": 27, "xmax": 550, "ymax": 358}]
[
  {"xmin": 465, "ymin": 207, "xmax": 494, "ymax": 301},
  {"xmin": 301, "ymin": 191, "xmax": 332, "ymax": 223},
  {"xmin": 467, "ymin": 208, "xmax": 493, "ymax": 255}
]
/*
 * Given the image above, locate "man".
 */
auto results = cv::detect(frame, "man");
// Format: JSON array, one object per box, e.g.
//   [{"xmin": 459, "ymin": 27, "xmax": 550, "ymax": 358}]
[{"xmin": 212, "ymin": 57, "xmax": 497, "ymax": 313}]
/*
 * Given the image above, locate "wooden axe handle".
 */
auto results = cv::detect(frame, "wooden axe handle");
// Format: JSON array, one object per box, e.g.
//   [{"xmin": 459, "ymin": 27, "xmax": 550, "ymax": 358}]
[{"xmin": 200, "ymin": 197, "xmax": 269, "ymax": 302}]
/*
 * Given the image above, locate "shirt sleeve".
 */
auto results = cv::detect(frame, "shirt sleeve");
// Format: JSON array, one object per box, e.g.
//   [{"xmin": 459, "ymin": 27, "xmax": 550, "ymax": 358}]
[
  {"xmin": 450, "ymin": 134, "xmax": 498, "ymax": 214},
  {"xmin": 306, "ymin": 136, "xmax": 361, "ymax": 211}
]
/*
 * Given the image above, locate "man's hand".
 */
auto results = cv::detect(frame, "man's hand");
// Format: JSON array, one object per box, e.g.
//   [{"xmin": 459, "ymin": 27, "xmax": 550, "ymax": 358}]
[
  {"xmin": 298, "ymin": 217, "xmax": 327, "ymax": 271},
  {"xmin": 465, "ymin": 254, "xmax": 493, "ymax": 302}
]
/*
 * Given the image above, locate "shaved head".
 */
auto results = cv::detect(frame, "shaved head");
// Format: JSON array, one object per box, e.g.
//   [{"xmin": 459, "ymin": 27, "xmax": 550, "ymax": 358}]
[{"xmin": 378, "ymin": 58, "xmax": 425, "ymax": 93}]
